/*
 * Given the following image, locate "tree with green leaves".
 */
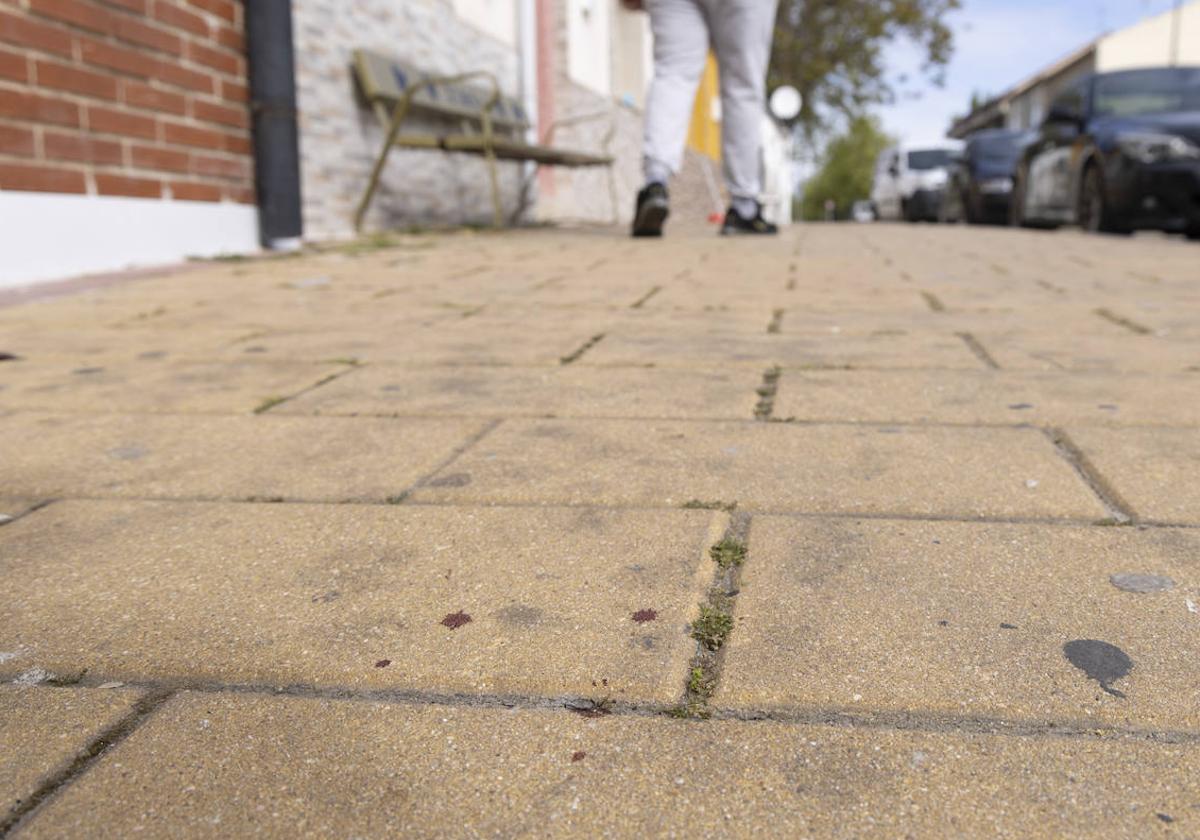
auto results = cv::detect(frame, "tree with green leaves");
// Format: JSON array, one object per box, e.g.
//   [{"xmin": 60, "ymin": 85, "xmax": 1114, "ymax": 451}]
[
  {"xmin": 771, "ymin": 0, "xmax": 961, "ymax": 135},
  {"xmin": 800, "ymin": 115, "xmax": 893, "ymax": 221}
]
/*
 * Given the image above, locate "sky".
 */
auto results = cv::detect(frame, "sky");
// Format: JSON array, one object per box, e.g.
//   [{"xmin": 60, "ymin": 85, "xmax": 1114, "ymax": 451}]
[{"xmin": 876, "ymin": 0, "xmax": 1183, "ymax": 147}]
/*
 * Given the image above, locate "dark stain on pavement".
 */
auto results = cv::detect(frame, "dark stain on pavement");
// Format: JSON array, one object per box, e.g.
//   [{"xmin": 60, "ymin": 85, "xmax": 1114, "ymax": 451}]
[
  {"xmin": 1064, "ymin": 639, "xmax": 1133, "ymax": 698},
  {"xmin": 1000, "ymin": 623, "xmax": 1018, "ymax": 630},
  {"xmin": 312, "ymin": 590, "xmax": 341, "ymax": 603},
  {"xmin": 0, "ymin": 353, "xmax": 21, "ymax": 361},
  {"xmin": 1008, "ymin": 403, "xmax": 1034, "ymax": 410},
  {"xmin": 441, "ymin": 611, "xmax": 472, "ymax": 629},
  {"xmin": 571, "ymin": 751, "xmax": 586, "ymax": 762},
  {"xmin": 495, "ymin": 604, "xmax": 543, "ymax": 627},
  {"xmin": 375, "ymin": 659, "xmax": 391, "ymax": 668},
  {"xmin": 632, "ymin": 609, "xmax": 657, "ymax": 623},
  {"xmin": 1157, "ymin": 813, "xmax": 1175, "ymax": 824},
  {"xmin": 428, "ymin": 473, "xmax": 471, "ymax": 488},
  {"xmin": 73, "ymin": 366, "xmax": 105, "ymax": 375}
]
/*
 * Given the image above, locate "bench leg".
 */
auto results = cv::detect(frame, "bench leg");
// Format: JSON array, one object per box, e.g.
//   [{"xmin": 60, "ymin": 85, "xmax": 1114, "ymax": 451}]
[{"xmin": 354, "ymin": 98, "xmax": 414, "ymax": 233}]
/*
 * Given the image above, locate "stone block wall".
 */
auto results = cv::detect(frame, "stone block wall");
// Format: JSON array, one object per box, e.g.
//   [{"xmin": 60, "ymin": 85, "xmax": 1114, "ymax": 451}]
[{"xmin": 292, "ymin": 0, "xmax": 525, "ymax": 240}]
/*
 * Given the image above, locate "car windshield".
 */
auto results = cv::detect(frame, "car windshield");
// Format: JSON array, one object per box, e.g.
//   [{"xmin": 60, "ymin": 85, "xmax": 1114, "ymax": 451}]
[
  {"xmin": 907, "ymin": 150, "xmax": 953, "ymax": 170},
  {"xmin": 968, "ymin": 134, "xmax": 1025, "ymax": 166},
  {"xmin": 1093, "ymin": 68, "xmax": 1200, "ymax": 117}
]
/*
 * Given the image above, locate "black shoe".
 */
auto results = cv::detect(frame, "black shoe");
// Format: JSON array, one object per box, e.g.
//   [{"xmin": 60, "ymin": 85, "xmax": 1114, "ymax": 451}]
[
  {"xmin": 720, "ymin": 204, "xmax": 778, "ymax": 235},
  {"xmin": 632, "ymin": 183, "xmax": 669, "ymax": 237}
]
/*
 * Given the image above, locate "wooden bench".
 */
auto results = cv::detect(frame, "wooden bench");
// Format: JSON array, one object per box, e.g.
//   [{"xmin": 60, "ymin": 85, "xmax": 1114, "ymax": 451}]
[{"xmin": 352, "ymin": 50, "xmax": 616, "ymax": 231}]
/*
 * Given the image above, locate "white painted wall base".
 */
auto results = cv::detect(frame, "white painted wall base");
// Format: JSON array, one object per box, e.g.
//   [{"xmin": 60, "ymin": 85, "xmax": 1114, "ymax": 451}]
[{"xmin": 0, "ymin": 192, "xmax": 260, "ymax": 288}]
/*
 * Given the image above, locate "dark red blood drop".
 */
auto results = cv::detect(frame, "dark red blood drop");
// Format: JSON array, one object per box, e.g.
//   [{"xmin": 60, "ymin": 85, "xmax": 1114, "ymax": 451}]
[
  {"xmin": 571, "ymin": 751, "xmax": 586, "ymax": 762},
  {"xmin": 632, "ymin": 609, "xmax": 657, "ymax": 623},
  {"xmin": 441, "ymin": 611, "xmax": 472, "ymax": 629},
  {"xmin": 375, "ymin": 659, "xmax": 391, "ymax": 668}
]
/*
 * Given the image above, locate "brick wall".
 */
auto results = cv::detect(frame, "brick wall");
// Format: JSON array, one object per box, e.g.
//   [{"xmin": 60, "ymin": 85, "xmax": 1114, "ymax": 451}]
[{"xmin": 0, "ymin": 0, "xmax": 253, "ymax": 204}]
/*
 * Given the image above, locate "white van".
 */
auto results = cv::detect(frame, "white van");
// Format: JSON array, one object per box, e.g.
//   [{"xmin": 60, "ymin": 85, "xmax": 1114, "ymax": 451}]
[{"xmin": 871, "ymin": 146, "xmax": 957, "ymax": 222}]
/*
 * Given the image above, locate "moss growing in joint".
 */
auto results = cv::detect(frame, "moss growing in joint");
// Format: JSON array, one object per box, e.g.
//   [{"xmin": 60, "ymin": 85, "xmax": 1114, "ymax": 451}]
[
  {"xmin": 710, "ymin": 537, "xmax": 747, "ymax": 569},
  {"xmin": 692, "ymin": 606, "xmax": 733, "ymax": 651},
  {"xmin": 254, "ymin": 395, "xmax": 286, "ymax": 414}
]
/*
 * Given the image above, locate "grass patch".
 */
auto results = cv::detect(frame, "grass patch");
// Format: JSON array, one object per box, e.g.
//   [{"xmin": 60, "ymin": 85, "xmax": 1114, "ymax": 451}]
[
  {"xmin": 692, "ymin": 606, "xmax": 733, "ymax": 651},
  {"xmin": 709, "ymin": 537, "xmax": 747, "ymax": 569}
]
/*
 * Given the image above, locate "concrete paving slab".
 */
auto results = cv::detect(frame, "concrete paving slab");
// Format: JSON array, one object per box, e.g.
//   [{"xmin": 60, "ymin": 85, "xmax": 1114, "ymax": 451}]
[
  {"xmin": 0, "ymin": 413, "xmax": 487, "ymax": 502},
  {"xmin": 976, "ymin": 331, "xmax": 1200, "ymax": 373},
  {"xmin": 583, "ymin": 327, "xmax": 985, "ymax": 369},
  {"xmin": 0, "ymin": 501, "xmax": 722, "ymax": 702},
  {"xmin": 0, "ymin": 685, "xmax": 143, "ymax": 825},
  {"xmin": 771, "ymin": 369, "xmax": 1200, "ymax": 427},
  {"xmin": 718, "ymin": 516, "xmax": 1200, "ymax": 730},
  {"xmin": 19, "ymin": 691, "xmax": 1200, "ymax": 838},
  {"xmin": 280, "ymin": 364, "xmax": 761, "ymax": 420},
  {"xmin": 411, "ymin": 419, "xmax": 1107, "ymax": 519},
  {"xmin": 1067, "ymin": 428, "xmax": 1200, "ymax": 524},
  {"xmin": 0, "ymin": 358, "xmax": 347, "ymax": 414}
]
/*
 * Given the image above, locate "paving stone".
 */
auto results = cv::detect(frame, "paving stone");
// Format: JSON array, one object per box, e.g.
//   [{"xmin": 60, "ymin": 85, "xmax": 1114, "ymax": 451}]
[
  {"xmin": 771, "ymin": 369, "xmax": 1200, "ymax": 427},
  {"xmin": 1066, "ymin": 428, "xmax": 1200, "ymax": 524},
  {"xmin": 280, "ymin": 364, "xmax": 761, "ymax": 419},
  {"xmin": 975, "ymin": 330, "xmax": 1200, "ymax": 373},
  {"xmin": 0, "ymin": 501, "xmax": 723, "ymax": 702},
  {"xmin": 0, "ymin": 413, "xmax": 486, "ymax": 502},
  {"xmin": 19, "ymin": 692, "xmax": 1200, "ymax": 838},
  {"xmin": 584, "ymin": 327, "xmax": 985, "ymax": 369},
  {"xmin": 0, "ymin": 685, "xmax": 143, "ymax": 824},
  {"xmin": 718, "ymin": 516, "xmax": 1200, "ymax": 730},
  {"xmin": 411, "ymin": 419, "xmax": 1107, "ymax": 519},
  {"xmin": 0, "ymin": 357, "xmax": 347, "ymax": 414}
]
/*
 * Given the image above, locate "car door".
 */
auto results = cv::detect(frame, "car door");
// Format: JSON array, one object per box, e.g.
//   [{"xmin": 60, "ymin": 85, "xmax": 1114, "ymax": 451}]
[{"xmin": 1032, "ymin": 82, "xmax": 1089, "ymax": 216}]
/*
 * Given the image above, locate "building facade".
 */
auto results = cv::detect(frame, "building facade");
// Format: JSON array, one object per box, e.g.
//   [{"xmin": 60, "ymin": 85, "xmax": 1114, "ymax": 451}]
[
  {"xmin": 1, "ymin": 0, "xmax": 743, "ymax": 286},
  {"xmin": 949, "ymin": 0, "xmax": 1200, "ymax": 138}
]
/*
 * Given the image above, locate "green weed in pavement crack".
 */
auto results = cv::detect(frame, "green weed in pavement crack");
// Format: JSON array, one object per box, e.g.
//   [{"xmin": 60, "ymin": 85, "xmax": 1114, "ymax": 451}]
[
  {"xmin": 754, "ymin": 366, "xmax": 781, "ymax": 420},
  {"xmin": 692, "ymin": 605, "xmax": 733, "ymax": 651},
  {"xmin": 710, "ymin": 537, "xmax": 746, "ymax": 569}
]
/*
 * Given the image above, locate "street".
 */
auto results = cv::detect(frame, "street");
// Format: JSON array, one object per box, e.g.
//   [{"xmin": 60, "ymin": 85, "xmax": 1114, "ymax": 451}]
[{"xmin": 1, "ymin": 223, "xmax": 1199, "ymax": 837}]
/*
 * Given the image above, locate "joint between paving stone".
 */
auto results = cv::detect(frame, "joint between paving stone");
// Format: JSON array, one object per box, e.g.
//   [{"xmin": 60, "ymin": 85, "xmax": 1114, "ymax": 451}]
[
  {"xmin": 387, "ymin": 418, "xmax": 504, "ymax": 504},
  {"xmin": 559, "ymin": 334, "xmax": 606, "ymax": 366},
  {"xmin": 1042, "ymin": 427, "xmax": 1137, "ymax": 524},
  {"xmin": 753, "ymin": 366, "xmax": 781, "ymax": 420},
  {"xmin": 0, "ymin": 687, "xmax": 175, "ymax": 837},
  {"xmin": 955, "ymin": 331, "xmax": 1002, "ymax": 369},
  {"xmin": 630, "ymin": 286, "xmax": 662, "ymax": 309},
  {"xmin": 920, "ymin": 291, "xmax": 946, "ymax": 312},
  {"xmin": 252, "ymin": 364, "xmax": 364, "ymax": 415},
  {"xmin": 1093, "ymin": 307, "xmax": 1154, "ymax": 336},
  {"xmin": 668, "ymin": 512, "xmax": 752, "ymax": 720},
  {"xmin": 766, "ymin": 309, "xmax": 785, "ymax": 334}
]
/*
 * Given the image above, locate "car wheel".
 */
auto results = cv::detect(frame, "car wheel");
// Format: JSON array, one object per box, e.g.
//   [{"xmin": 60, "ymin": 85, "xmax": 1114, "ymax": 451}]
[{"xmin": 1079, "ymin": 165, "xmax": 1131, "ymax": 235}]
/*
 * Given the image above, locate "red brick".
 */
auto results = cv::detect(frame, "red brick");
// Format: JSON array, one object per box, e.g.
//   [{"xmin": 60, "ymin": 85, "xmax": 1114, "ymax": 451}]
[
  {"xmin": 152, "ymin": 1, "xmax": 207, "ymax": 37},
  {"xmin": 161, "ymin": 119, "xmax": 224, "ymax": 149},
  {"xmin": 0, "ymin": 87, "xmax": 80, "ymax": 126},
  {"xmin": 113, "ymin": 15, "xmax": 182, "ymax": 54},
  {"xmin": 224, "ymin": 183, "xmax": 254, "ymax": 204},
  {"xmin": 95, "ymin": 171, "xmax": 161, "ymax": 197},
  {"xmin": 188, "ymin": 150, "xmax": 244, "ymax": 179},
  {"xmin": 214, "ymin": 23, "xmax": 242, "ymax": 53},
  {"xmin": 131, "ymin": 142, "xmax": 189, "ymax": 172},
  {"xmin": 0, "ymin": 46, "xmax": 27, "ymax": 81},
  {"xmin": 184, "ymin": 0, "xmax": 234, "ymax": 22},
  {"xmin": 28, "ymin": 0, "xmax": 112, "ymax": 35},
  {"xmin": 192, "ymin": 98, "xmax": 246, "ymax": 129},
  {"xmin": 36, "ymin": 59, "xmax": 119, "ymax": 99},
  {"xmin": 44, "ymin": 129, "xmax": 124, "ymax": 164},
  {"xmin": 0, "ymin": 9, "xmax": 74, "ymax": 56},
  {"xmin": 79, "ymin": 36, "xmax": 158, "ymax": 78},
  {"xmin": 185, "ymin": 39, "xmax": 239, "ymax": 76},
  {"xmin": 169, "ymin": 179, "xmax": 220, "ymax": 201},
  {"xmin": 88, "ymin": 103, "xmax": 157, "ymax": 138},
  {"xmin": 0, "ymin": 162, "xmax": 87, "ymax": 193},
  {"xmin": 223, "ymin": 132, "xmax": 249, "ymax": 155},
  {"xmin": 122, "ymin": 79, "xmax": 187, "ymax": 115},
  {"xmin": 218, "ymin": 77, "xmax": 247, "ymax": 103},
  {"xmin": 0, "ymin": 124, "xmax": 35, "ymax": 156},
  {"xmin": 158, "ymin": 60, "xmax": 214, "ymax": 94}
]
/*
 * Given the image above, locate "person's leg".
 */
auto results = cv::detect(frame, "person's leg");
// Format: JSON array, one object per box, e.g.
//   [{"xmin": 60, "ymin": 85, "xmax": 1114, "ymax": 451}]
[
  {"xmin": 642, "ymin": 0, "xmax": 711, "ymax": 185},
  {"xmin": 709, "ymin": 0, "xmax": 778, "ymax": 220}
]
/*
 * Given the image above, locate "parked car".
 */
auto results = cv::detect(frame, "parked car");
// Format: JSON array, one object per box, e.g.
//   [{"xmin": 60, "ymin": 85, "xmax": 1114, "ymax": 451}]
[
  {"xmin": 940, "ymin": 129, "xmax": 1035, "ymax": 225},
  {"xmin": 871, "ymin": 145, "xmax": 957, "ymax": 222},
  {"xmin": 1011, "ymin": 67, "xmax": 1200, "ymax": 238},
  {"xmin": 851, "ymin": 200, "xmax": 876, "ymax": 222}
]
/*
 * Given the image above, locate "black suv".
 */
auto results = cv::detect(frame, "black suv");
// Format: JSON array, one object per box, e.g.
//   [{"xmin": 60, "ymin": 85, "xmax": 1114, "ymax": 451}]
[{"xmin": 1011, "ymin": 67, "xmax": 1200, "ymax": 238}]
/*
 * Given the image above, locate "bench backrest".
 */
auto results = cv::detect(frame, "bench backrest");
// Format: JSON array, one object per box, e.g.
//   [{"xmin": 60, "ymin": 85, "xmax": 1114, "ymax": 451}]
[{"xmin": 353, "ymin": 49, "xmax": 530, "ymax": 130}]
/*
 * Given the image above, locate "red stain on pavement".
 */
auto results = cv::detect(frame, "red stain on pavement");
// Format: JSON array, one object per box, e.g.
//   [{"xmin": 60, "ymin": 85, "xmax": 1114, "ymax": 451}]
[{"xmin": 441, "ymin": 611, "xmax": 473, "ymax": 629}]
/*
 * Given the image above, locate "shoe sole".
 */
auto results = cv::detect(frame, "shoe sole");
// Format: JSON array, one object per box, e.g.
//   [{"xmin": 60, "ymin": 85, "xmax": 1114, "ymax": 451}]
[{"xmin": 632, "ymin": 199, "xmax": 669, "ymax": 238}]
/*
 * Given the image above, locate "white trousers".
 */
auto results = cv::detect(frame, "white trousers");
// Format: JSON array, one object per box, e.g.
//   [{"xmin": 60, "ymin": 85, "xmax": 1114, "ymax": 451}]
[{"xmin": 643, "ymin": 0, "xmax": 778, "ymax": 201}]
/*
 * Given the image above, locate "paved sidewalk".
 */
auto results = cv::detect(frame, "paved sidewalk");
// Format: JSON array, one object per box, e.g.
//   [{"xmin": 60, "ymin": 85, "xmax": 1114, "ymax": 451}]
[{"xmin": 1, "ymin": 224, "xmax": 1199, "ymax": 837}]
